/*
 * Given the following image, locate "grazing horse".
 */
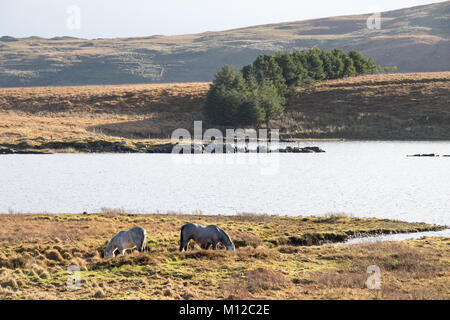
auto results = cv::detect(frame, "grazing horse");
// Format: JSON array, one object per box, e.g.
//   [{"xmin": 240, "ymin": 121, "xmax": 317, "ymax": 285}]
[
  {"xmin": 104, "ymin": 226, "xmax": 147, "ymax": 258},
  {"xmin": 179, "ymin": 223, "xmax": 235, "ymax": 252}
]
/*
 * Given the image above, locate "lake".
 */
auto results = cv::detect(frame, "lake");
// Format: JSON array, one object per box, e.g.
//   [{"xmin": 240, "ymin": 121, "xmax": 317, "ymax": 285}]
[{"xmin": 0, "ymin": 141, "xmax": 449, "ymax": 226}]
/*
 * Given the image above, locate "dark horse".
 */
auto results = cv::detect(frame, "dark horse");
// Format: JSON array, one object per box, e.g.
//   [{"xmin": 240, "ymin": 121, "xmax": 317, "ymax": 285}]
[{"xmin": 179, "ymin": 223, "xmax": 235, "ymax": 252}]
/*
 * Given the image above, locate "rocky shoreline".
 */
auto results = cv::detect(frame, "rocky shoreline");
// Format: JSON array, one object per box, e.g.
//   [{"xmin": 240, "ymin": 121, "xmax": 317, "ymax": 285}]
[
  {"xmin": 0, "ymin": 148, "xmax": 51, "ymax": 154},
  {"xmin": 0, "ymin": 141, "xmax": 326, "ymax": 154},
  {"xmin": 407, "ymin": 153, "xmax": 450, "ymax": 157},
  {"xmin": 175, "ymin": 143, "xmax": 325, "ymax": 154}
]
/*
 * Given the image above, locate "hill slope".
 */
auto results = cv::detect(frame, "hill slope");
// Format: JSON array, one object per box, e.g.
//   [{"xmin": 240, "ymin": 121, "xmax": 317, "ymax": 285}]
[
  {"xmin": 0, "ymin": 2, "xmax": 449, "ymax": 87},
  {"xmin": 0, "ymin": 72, "xmax": 449, "ymax": 151}
]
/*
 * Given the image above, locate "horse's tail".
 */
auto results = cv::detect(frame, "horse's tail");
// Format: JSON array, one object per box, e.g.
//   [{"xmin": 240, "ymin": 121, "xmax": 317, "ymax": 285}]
[
  {"xmin": 139, "ymin": 229, "xmax": 147, "ymax": 252},
  {"xmin": 179, "ymin": 224, "xmax": 187, "ymax": 251},
  {"xmin": 133, "ymin": 227, "xmax": 146, "ymax": 252}
]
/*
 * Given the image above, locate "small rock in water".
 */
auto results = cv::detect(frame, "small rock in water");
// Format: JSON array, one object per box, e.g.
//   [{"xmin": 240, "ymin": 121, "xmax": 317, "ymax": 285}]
[
  {"xmin": 257, "ymin": 145, "xmax": 268, "ymax": 153},
  {"xmin": 280, "ymin": 146, "xmax": 325, "ymax": 153},
  {"xmin": 407, "ymin": 153, "xmax": 438, "ymax": 157},
  {"xmin": 303, "ymin": 146, "xmax": 325, "ymax": 153},
  {"xmin": 0, "ymin": 148, "xmax": 14, "ymax": 154}
]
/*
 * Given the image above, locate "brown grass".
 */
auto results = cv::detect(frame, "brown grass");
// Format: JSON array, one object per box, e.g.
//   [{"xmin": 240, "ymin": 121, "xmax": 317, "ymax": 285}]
[
  {"xmin": 0, "ymin": 82, "xmax": 209, "ymax": 146},
  {"xmin": 279, "ymin": 72, "xmax": 450, "ymax": 139},
  {"xmin": 0, "ymin": 213, "xmax": 447, "ymax": 300},
  {"xmin": 0, "ymin": 72, "xmax": 449, "ymax": 149}
]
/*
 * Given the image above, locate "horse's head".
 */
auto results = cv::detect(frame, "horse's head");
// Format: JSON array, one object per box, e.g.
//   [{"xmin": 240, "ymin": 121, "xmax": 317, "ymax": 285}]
[
  {"xmin": 103, "ymin": 249, "xmax": 115, "ymax": 258},
  {"xmin": 226, "ymin": 242, "xmax": 235, "ymax": 252},
  {"xmin": 219, "ymin": 228, "xmax": 235, "ymax": 252},
  {"xmin": 103, "ymin": 240, "xmax": 116, "ymax": 259},
  {"xmin": 103, "ymin": 247, "xmax": 115, "ymax": 258}
]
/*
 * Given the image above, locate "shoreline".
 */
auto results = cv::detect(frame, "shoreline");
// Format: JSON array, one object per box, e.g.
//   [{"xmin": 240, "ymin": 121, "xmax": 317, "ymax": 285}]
[
  {"xmin": 2, "ymin": 138, "xmax": 450, "ymax": 155},
  {"xmin": 0, "ymin": 140, "xmax": 326, "ymax": 154}
]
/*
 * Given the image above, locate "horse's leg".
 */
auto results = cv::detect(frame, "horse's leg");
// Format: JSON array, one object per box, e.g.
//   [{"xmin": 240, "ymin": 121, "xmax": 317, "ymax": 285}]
[
  {"xmin": 180, "ymin": 238, "xmax": 190, "ymax": 252},
  {"xmin": 137, "ymin": 239, "xmax": 143, "ymax": 252},
  {"xmin": 212, "ymin": 241, "xmax": 218, "ymax": 250},
  {"xmin": 185, "ymin": 238, "xmax": 193, "ymax": 251},
  {"xmin": 117, "ymin": 246, "xmax": 126, "ymax": 255}
]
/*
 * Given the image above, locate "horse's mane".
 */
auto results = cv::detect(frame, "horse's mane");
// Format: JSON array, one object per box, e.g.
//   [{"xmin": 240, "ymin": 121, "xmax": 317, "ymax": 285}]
[{"xmin": 218, "ymin": 228, "xmax": 233, "ymax": 246}]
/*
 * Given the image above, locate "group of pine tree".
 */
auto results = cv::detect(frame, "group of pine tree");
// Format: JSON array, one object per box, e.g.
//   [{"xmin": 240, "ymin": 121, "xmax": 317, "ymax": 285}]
[{"xmin": 203, "ymin": 48, "xmax": 390, "ymax": 127}]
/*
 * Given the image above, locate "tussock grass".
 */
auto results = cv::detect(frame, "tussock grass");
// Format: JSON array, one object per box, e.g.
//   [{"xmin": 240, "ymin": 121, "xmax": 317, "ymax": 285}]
[
  {"xmin": 280, "ymin": 72, "xmax": 450, "ymax": 140},
  {"xmin": 0, "ymin": 213, "xmax": 447, "ymax": 300}
]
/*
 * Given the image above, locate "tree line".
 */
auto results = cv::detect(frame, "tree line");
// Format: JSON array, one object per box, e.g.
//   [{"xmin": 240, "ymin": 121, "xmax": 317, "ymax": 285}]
[{"xmin": 203, "ymin": 48, "xmax": 387, "ymax": 127}]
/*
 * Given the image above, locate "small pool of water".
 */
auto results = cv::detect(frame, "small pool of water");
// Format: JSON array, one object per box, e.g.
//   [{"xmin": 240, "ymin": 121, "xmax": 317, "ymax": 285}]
[{"xmin": 329, "ymin": 229, "xmax": 450, "ymax": 246}]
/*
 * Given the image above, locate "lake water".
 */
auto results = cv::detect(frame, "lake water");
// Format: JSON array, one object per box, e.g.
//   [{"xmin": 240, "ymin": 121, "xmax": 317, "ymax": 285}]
[
  {"xmin": 330, "ymin": 229, "xmax": 450, "ymax": 246},
  {"xmin": 0, "ymin": 141, "xmax": 449, "ymax": 226}
]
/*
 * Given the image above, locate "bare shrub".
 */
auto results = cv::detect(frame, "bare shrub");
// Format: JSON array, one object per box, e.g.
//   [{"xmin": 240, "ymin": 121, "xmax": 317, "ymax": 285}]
[
  {"xmin": 323, "ymin": 212, "xmax": 353, "ymax": 218},
  {"xmin": 235, "ymin": 212, "xmax": 270, "ymax": 222},
  {"xmin": 100, "ymin": 207, "xmax": 127, "ymax": 216}
]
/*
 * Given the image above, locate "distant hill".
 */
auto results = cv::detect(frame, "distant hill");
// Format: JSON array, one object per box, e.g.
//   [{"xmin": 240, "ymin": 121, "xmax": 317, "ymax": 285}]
[{"xmin": 0, "ymin": 1, "xmax": 449, "ymax": 87}]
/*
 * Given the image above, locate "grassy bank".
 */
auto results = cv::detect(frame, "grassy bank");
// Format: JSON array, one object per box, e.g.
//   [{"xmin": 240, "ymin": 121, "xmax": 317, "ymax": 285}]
[
  {"xmin": 0, "ymin": 213, "xmax": 447, "ymax": 300},
  {"xmin": 280, "ymin": 72, "xmax": 450, "ymax": 140},
  {"xmin": 0, "ymin": 72, "xmax": 449, "ymax": 153}
]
